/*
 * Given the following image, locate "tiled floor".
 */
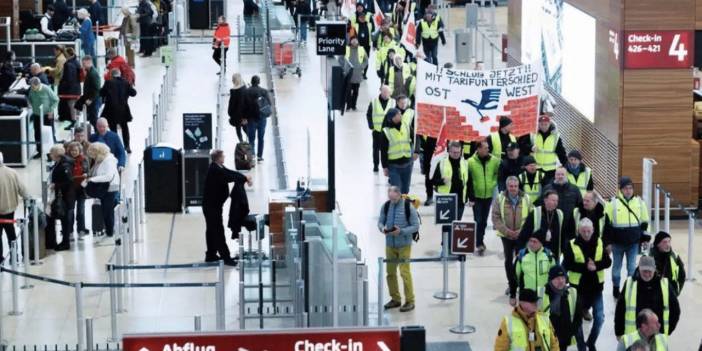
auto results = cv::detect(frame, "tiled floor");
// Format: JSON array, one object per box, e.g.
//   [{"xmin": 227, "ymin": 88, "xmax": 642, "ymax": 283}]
[{"xmin": 1, "ymin": 3, "xmax": 701, "ymax": 350}]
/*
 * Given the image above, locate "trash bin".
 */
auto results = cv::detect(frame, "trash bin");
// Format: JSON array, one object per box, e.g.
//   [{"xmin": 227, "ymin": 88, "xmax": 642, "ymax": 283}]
[
  {"xmin": 455, "ymin": 29, "xmax": 472, "ymax": 64},
  {"xmin": 144, "ymin": 144, "xmax": 183, "ymax": 213}
]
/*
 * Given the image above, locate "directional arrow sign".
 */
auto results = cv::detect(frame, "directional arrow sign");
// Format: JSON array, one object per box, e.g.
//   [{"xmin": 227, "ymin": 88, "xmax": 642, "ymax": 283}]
[
  {"xmin": 451, "ymin": 221, "xmax": 476, "ymax": 255},
  {"xmin": 123, "ymin": 328, "xmax": 401, "ymax": 351},
  {"xmin": 435, "ymin": 194, "xmax": 457, "ymax": 224}
]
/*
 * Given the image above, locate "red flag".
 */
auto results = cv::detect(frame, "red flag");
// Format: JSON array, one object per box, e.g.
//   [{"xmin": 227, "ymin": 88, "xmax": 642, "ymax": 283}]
[
  {"xmin": 429, "ymin": 111, "xmax": 448, "ymax": 177},
  {"xmin": 373, "ymin": 0, "xmax": 385, "ymax": 27}
]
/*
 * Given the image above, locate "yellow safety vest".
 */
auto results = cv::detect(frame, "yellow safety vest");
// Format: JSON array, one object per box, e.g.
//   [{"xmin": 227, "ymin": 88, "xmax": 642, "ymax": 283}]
[
  {"xmin": 532, "ymin": 207, "xmax": 564, "ymax": 235},
  {"xmin": 532, "ymin": 132, "xmax": 560, "ymax": 171},
  {"xmin": 420, "ymin": 18, "xmax": 440, "ymax": 39},
  {"xmin": 345, "ymin": 45, "xmax": 367, "ymax": 63},
  {"xmin": 401, "ymin": 108, "xmax": 414, "ymax": 129},
  {"xmin": 383, "ymin": 125, "xmax": 412, "ymax": 161},
  {"xmin": 350, "ymin": 12, "xmax": 372, "ymax": 26},
  {"xmin": 386, "ymin": 64, "xmax": 412, "ymax": 95},
  {"xmin": 467, "ymin": 153, "xmax": 500, "ymax": 199},
  {"xmin": 519, "ymin": 171, "xmax": 543, "ymax": 204},
  {"xmin": 376, "ymin": 27, "xmax": 398, "ymax": 48},
  {"xmin": 462, "ymin": 142, "xmax": 472, "ymax": 158},
  {"xmin": 504, "ymin": 312, "xmax": 554, "ymax": 351},
  {"xmin": 606, "ymin": 194, "xmax": 649, "ymax": 229},
  {"xmin": 568, "ymin": 238, "xmax": 605, "ymax": 285},
  {"xmin": 371, "ymin": 98, "xmax": 395, "ymax": 132},
  {"xmin": 541, "ymin": 286, "xmax": 578, "ymax": 346},
  {"xmin": 497, "ymin": 192, "xmax": 531, "ymax": 238},
  {"xmin": 623, "ymin": 277, "xmax": 670, "ymax": 335},
  {"xmin": 490, "ymin": 132, "xmax": 516, "ymax": 158},
  {"xmin": 516, "ymin": 248, "xmax": 554, "ymax": 304},
  {"xmin": 622, "ymin": 332, "xmax": 669, "ymax": 350},
  {"xmin": 667, "ymin": 253, "xmax": 681, "ymax": 295},
  {"xmin": 567, "ymin": 167, "xmax": 592, "ymax": 196},
  {"xmin": 437, "ymin": 156, "xmax": 468, "ymax": 201},
  {"xmin": 572, "ymin": 208, "xmax": 605, "ymax": 237},
  {"xmin": 375, "ymin": 43, "xmax": 406, "ymax": 71}
]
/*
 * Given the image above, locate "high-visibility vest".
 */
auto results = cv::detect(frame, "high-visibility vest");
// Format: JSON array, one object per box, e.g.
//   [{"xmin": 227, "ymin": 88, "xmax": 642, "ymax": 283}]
[
  {"xmin": 420, "ymin": 18, "xmax": 440, "ymax": 39},
  {"xmin": 383, "ymin": 125, "xmax": 412, "ymax": 161},
  {"xmin": 462, "ymin": 142, "xmax": 472, "ymax": 158},
  {"xmin": 516, "ymin": 247, "xmax": 554, "ymax": 304},
  {"xmin": 623, "ymin": 277, "xmax": 670, "ymax": 335},
  {"xmin": 567, "ymin": 238, "xmax": 605, "ymax": 285},
  {"xmin": 490, "ymin": 132, "xmax": 516, "ymax": 158},
  {"xmin": 572, "ymin": 208, "xmax": 605, "ymax": 237},
  {"xmin": 385, "ymin": 64, "xmax": 412, "ymax": 94},
  {"xmin": 437, "ymin": 156, "xmax": 468, "ymax": 201},
  {"xmin": 375, "ymin": 43, "xmax": 406, "ymax": 71},
  {"xmin": 371, "ymin": 98, "xmax": 395, "ymax": 132},
  {"xmin": 467, "ymin": 153, "xmax": 500, "ymax": 199},
  {"xmin": 496, "ymin": 193, "xmax": 531, "ymax": 238},
  {"xmin": 350, "ymin": 12, "xmax": 372, "ymax": 26},
  {"xmin": 376, "ymin": 27, "xmax": 398, "ymax": 48},
  {"xmin": 532, "ymin": 132, "xmax": 560, "ymax": 171},
  {"xmin": 567, "ymin": 167, "xmax": 592, "ymax": 196},
  {"xmin": 621, "ymin": 332, "xmax": 669, "ymax": 351},
  {"xmin": 405, "ymin": 75, "xmax": 416, "ymax": 97},
  {"xmin": 504, "ymin": 312, "xmax": 554, "ymax": 351},
  {"xmin": 532, "ymin": 207, "xmax": 564, "ymax": 235},
  {"xmin": 541, "ymin": 286, "xmax": 578, "ymax": 346},
  {"xmin": 345, "ymin": 45, "xmax": 367, "ymax": 63},
  {"xmin": 606, "ymin": 194, "xmax": 649, "ymax": 229},
  {"xmin": 519, "ymin": 171, "xmax": 543, "ymax": 204},
  {"xmin": 401, "ymin": 108, "xmax": 414, "ymax": 129},
  {"xmin": 666, "ymin": 253, "xmax": 682, "ymax": 295}
]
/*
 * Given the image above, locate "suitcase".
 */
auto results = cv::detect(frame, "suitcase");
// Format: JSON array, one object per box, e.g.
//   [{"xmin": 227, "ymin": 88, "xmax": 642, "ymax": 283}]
[
  {"xmin": 1, "ymin": 92, "xmax": 29, "ymax": 108},
  {"xmin": 235, "ymin": 140, "xmax": 256, "ymax": 170},
  {"xmin": 91, "ymin": 201, "xmax": 105, "ymax": 235}
]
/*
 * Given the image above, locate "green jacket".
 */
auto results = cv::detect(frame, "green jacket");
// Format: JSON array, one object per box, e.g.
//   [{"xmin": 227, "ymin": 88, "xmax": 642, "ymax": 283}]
[
  {"xmin": 82, "ymin": 67, "xmax": 101, "ymax": 100},
  {"xmin": 467, "ymin": 153, "xmax": 500, "ymax": 200},
  {"xmin": 28, "ymin": 84, "xmax": 59, "ymax": 116}
]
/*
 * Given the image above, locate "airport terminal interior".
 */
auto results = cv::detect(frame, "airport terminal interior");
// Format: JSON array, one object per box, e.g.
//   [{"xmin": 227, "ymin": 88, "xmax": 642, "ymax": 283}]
[{"xmin": 0, "ymin": 0, "xmax": 701, "ymax": 350}]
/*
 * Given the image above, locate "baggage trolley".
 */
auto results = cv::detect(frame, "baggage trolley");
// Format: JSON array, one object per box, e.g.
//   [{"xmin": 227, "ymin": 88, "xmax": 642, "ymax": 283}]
[{"xmin": 273, "ymin": 39, "xmax": 302, "ymax": 79}]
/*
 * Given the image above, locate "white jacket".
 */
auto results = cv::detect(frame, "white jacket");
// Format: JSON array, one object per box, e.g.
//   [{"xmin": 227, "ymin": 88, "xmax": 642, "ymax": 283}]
[{"xmin": 89, "ymin": 154, "xmax": 120, "ymax": 192}]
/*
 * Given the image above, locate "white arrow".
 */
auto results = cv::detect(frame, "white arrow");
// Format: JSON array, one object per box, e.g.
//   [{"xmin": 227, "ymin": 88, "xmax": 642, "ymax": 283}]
[
  {"xmin": 457, "ymin": 238, "xmax": 469, "ymax": 248},
  {"xmin": 377, "ymin": 341, "xmax": 390, "ymax": 351},
  {"xmin": 439, "ymin": 209, "xmax": 451, "ymax": 220},
  {"xmin": 238, "ymin": 348, "xmax": 250, "ymax": 351}
]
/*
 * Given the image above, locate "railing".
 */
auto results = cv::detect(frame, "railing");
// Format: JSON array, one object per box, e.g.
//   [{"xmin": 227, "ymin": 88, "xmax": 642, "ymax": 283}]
[{"xmin": 653, "ymin": 184, "xmax": 697, "ymax": 282}]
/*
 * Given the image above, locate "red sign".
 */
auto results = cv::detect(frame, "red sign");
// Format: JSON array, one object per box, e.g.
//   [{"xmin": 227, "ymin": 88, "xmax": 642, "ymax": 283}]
[
  {"xmin": 624, "ymin": 30, "xmax": 693, "ymax": 69},
  {"xmin": 450, "ymin": 221, "xmax": 475, "ymax": 255},
  {"xmin": 123, "ymin": 328, "xmax": 401, "ymax": 351}
]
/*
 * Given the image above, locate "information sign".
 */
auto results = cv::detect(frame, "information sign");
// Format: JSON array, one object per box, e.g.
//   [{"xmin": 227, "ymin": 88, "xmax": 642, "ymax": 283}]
[
  {"xmin": 183, "ymin": 113, "xmax": 213, "ymax": 150},
  {"xmin": 450, "ymin": 221, "xmax": 475, "ymax": 255},
  {"xmin": 316, "ymin": 21, "xmax": 347, "ymax": 56},
  {"xmin": 624, "ymin": 30, "xmax": 693, "ymax": 69},
  {"xmin": 434, "ymin": 194, "xmax": 457, "ymax": 224}
]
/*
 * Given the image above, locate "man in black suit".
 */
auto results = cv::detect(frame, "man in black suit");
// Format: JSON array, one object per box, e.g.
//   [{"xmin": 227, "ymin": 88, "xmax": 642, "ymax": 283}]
[{"xmin": 202, "ymin": 149, "xmax": 252, "ymax": 265}]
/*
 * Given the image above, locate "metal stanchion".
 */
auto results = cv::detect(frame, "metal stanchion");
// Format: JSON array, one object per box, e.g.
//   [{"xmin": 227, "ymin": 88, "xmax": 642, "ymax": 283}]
[
  {"xmin": 449, "ymin": 256, "xmax": 475, "ymax": 334},
  {"xmin": 434, "ymin": 229, "xmax": 457, "ymax": 300},
  {"xmin": 377, "ymin": 257, "xmax": 384, "ymax": 326},
  {"xmin": 9, "ymin": 242, "xmax": 21, "ymax": 316},
  {"xmin": 108, "ymin": 266, "xmax": 118, "ymax": 342},
  {"xmin": 664, "ymin": 192, "xmax": 670, "ymax": 233},
  {"xmin": 331, "ymin": 211, "xmax": 339, "ymax": 327},
  {"xmin": 20, "ymin": 218, "xmax": 33, "ymax": 289},
  {"xmin": 0, "ymin": 267, "xmax": 3, "ymax": 344},
  {"xmin": 194, "ymin": 315, "xmax": 202, "ymax": 331},
  {"xmin": 216, "ymin": 259, "xmax": 225, "ymax": 330},
  {"xmin": 115, "ymin": 241, "xmax": 125, "ymax": 312},
  {"xmin": 239, "ymin": 242, "xmax": 245, "ymax": 329},
  {"xmin": 654, "ymin": 185, "xmax": 660, "ymax": 234},
  {"xmin": 85, "ymin": 317, "xmax": 94, "ymax": 351},
  {"xmin": 363, "ymin": 277, "xmax": 369, "ymax": 326},
  {"xmin": 688, "ymin": 212, "xmax": 696, "ymax": 281},
  {"xmin": 74, "ymin": 283, "xmax": 85, "ymax": 350},
  {"xmin": 127, "ymin": 198, "xmax": 135, "ymax": 263},
  {"xmin": 31, "ymin": 199, "xmax": 41, "ymax": 265}
]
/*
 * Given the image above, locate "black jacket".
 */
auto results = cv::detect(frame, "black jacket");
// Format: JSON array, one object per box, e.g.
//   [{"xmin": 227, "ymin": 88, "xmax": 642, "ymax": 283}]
[
  {"xmin": 202, "ymin": 163, "xmax": 245, "ymax": 209},
  {"xmin": 51, "ymin": 156, "xmax": 75, "ymax": 205},
  {"xmin": 562, "ymin": 235, "xmax": 612, "ymax": 296},
  {"xmin": 497, "ymin": 156, "xmax": 523, "ymax": 192},
  {"xmin": 431, "ymin": 157, "xmax": 469, "ymax": 203},
  {"xmin": 100, "ymin": 77, "xmax": 137, "ymax": 123},
  {"xmin": 244, "ymin": 0, "xmax": 260, "ymax": 16},
  {"xmin": 58, "ymin": 56, "xmax": 81, "ymax": 95},
  {"xmin": 614, "ymin": 274, "xmax": 680, "ymax": 337},
  {"xmin": 51, "ymin": 0, "xmax": 71, "ymax": 31},
  {"xmin": 245, "ymin": 85, "xmax": 270, "ymax": 121},
  {"xmin": 0, "ymin": 62, "xmax": 15, "ymax": 94},
  {"xmin": 228, "ymin": 86, "xmax": 248, "ymax": 127},
  {"xmin": 563, "ymin": 202, "xmax": 606, "ymax": 240},
  {"xmin": 518, "ymin": 207, "xmax": 565, "ymax": 257},
  {"xmin": 89, "ymin": 1, "xmax": 107, "ymax": 26},
  {"xmin": 541, "ymin": 181, "xmax": 582, "ymax": 229},
  {"xmin": 227, "ymin": 175, "xmax": 250, "ymax": 239},
  {"xmin": 137, "ymin": 1, "xmax": 154, "ymax": 25},
  {"xmin": 544, "ymin": 284, "xmax": 583, "ymax": 348},
  {"xmin": 650, "ymin": 246, "xmax": 686, "ymax": 296}
]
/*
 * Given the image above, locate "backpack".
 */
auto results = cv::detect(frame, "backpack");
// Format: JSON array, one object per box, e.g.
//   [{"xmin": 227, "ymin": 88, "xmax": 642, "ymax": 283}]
[
  {"xmin": 257, "ymin": 95, "xmax": 272, "ymax": 118},
  {"xmin": 383, "ymin": 195, "xmax": 421, "ymax": 242}
]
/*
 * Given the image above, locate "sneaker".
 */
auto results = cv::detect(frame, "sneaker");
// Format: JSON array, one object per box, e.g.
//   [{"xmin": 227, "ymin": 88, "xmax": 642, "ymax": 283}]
[
  {"xmin": 32, "ymin": 152, "xmax": 41, "ymax": 159},
  {"xmin": 477, "ymin": 245, "xmax": 486, "ymax": 256},
  {"xmin": 424, "ymin": 199, "xmax": 433, "ymax": 206},
  {"xmin": 383, "ymin": 300, "xmax": 401, "ymax": 310},
  {"xmin": 399, "ymin": 303, "xmax": 415, "ymax": 312},
  {"xmin": 257, "ymin": 157, "xmax": 264, "ymax": 162},
  {"xmin": 373, "ymin": 166, "xmax": 379, "ymax": 173},
  {"xmin": 583, "ymin": 309, "xmax": 593, "ymax": 321},
  {"xmin": 223, "ymin": 258, "xmax": 238, "ymax": 267},
  {"xmin": 78, "ymin": 229, "xmax": 90, "ymax": 236}
]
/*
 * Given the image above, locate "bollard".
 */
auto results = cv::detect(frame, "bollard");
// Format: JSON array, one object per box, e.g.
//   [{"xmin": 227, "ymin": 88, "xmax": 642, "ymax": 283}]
[
  {"xmin": 20, "ymin": 218, "xmax": 33, "ymax": 289},
  {"xmin": 654, "ymin": 185, "xmax": 660, "ymax": 234},
  {"xmin": 664, "ymin": 192, "xmax": 670, "ymax": 234},
  {"xmin": 194, "ymin": 315, "xmax": 202, "ymax": 331},
  {"xmin": 377, "ymin": 257, "xmax": 384, "ymax": 326},
  {"xmin": 434, "ymin": 229, "xmax": 457, "ymax": 300},
  {"xmin": 108, "ymin": 267, "xmax": 118, "ymax": 342},
  {"xmin": 688, "ymin": 212, "xmax": 696, "ymax": 281},
  {"xmin": 31, "ymin": 199, "xmax": 41, "ymax": 265},
  {"xmin": 85, "ymin": 318, "xmax": 94, "ymax": 351},
  {"xmin": 449, "ymin": 256, "xmax": 475, "ymax": 334},
  {"xmin": 216, "ymin": 260, "xmax": 225, "ymax": 330},
  {"xmin": 74, "ymin": 283, "xmax": 85, "ymax": 350},
  {"xmin": 9, "ymin": 241, "xmax": 22, "ymax": 316}
]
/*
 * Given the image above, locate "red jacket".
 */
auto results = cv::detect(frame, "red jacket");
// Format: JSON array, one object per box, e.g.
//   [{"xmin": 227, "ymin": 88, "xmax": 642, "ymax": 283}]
[
  {"xmin": 213, "ymin": 23, "xmax": 231, "ymax": 48},
  {"xmin": 104, "ymin": 55, "xmax": 135, "ymax": 86}
]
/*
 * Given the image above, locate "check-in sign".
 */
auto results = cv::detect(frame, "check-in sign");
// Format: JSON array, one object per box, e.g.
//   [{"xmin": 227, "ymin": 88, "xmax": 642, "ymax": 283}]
[{"xmin": 123, "ymin": 328, "xmax": 401, "ymax": 351}]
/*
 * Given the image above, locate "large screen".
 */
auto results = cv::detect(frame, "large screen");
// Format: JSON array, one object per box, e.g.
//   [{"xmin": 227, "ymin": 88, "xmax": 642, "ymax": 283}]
[{"xmin": 521, "ymin": 0, "xmax": 596, "ymax": 122}]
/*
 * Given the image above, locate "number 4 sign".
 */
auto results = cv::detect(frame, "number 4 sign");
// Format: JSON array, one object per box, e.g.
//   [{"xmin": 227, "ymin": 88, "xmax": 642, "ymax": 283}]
[
  {"xmin": 624, "ymin": 30, "xmax": 693, "ymax": 69},
  {"xmin": 669, "ymin": 34, "xmax": 688, "ymax": 61}
]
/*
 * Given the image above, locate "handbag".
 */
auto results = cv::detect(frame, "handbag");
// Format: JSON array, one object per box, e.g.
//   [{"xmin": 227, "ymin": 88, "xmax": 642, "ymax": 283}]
[
  {"xmin": 85, "ymin": 181, "xmax": 110, "ymax": 198},
  {"xmin": 51, "ymin": 189, "xmax": 66, "ymax": 218}
]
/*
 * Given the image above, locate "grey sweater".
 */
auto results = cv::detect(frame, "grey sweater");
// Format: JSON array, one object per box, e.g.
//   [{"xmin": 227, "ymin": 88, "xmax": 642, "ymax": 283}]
[{"xmin": 377, "ymin": 199, "xmax": 419, "ymax": 248}]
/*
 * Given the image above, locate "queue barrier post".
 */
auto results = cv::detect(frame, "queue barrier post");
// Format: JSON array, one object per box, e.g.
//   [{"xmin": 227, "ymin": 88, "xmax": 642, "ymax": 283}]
[
  {"xmin": 108, "ymin": 265, "xmax": 118, "ymax": 342},
  {"xmin": 74, "ymin": 283, "xmax": 85, "ymax": 350},
  {"xmin": 449, "ymin": 255, "xmax": 475, "ymax": 334},
  {"xmin": 654, "ymin": 185, "xmax": 661, "ymax": 234},
  {"xmin": 376, "ymin": 256, "xmax": 384, "ymax": 326},
  {"xmin": 434, "ymin": 229, "xmax": 457, "ymax": 300},
  {"xmin": 216, "ymin": 259, "xmax": 225, "ymax": 330},
  {"xmin": 85, "ymin": 317, "xmax": 94, "ymax": 351},
  {"xmin": 688, "ymin": 211, "xmax": 696, "ymax": 281},
  {"xmin": 664, "ymin": 192, "xmax": 671, "ymax": 234},
  {"xmin": 239, "ymin": 242, "xmax": 245, "ymax": 329},
  {"xmin": 0, "ymin": 264, "xmax": 4, "ymax": 344},
  {"xmin": 19, "ymin": 218, "xmax": 33, "ymax": 289},
  {"xmin": 194, "ymin": 315, "xmax": 202, "ymax": 331},
  {"xmin": 31, "ymin": 199, "xmax": 41, "ymax": 265},
  {"xmin": 9, "ymin": 242, "xmax": 21, "ymax": 316}
]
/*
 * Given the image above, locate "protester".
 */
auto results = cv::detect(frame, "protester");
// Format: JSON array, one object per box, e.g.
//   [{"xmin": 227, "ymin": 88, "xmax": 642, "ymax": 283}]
[
  {"xmin": 378, "ymin": 185, "xmax": 419, "ymax": 312},
  {"xmin": 27, "ymin": 77, "xmax": 59, "ymax": 158},
  {"xmin": 100, "ymin": 69, "xmax": 136, "ymax": 153},
  {"xmin": 245, "ymin": 75, "xmax": 271, "ymax": 161},
  {"xmin": 228, "ymin": 73, "xmax": 249, "ymax": 142},
  {"xmin": 293, "ymin": 0, "xmax": 311, "ymax": 43},
  {"xmin": 46, "ymin": 145, "xmax": 74, "ymax": 251},
  {"xmin": 85, "ymin": 142, "xmax": 121, "ymax": 238},
  {"xmin": 89, "ymin": 118, "xmax": 127, "ymax": 170},
  {"xmin": 650, "ymin": 231, "xmax": 686, "ymax": 297},
  {"xmin": 567, "ymin": 191, "xmax": 606, "ymax": 241},
  {"xmin": 367, "ymin": 85, "xmax": 395, "ymax": 172},
  {"xmin": 541, "ymin": 166, "xmax": 583, "ymax": 235},
  {"xmin": 351, "ymin": 6, "xmax": 373, "ymax": 79},
  {"xmin": 617, "ymin": 309, "xmax": 670, "ymax": 351},
  {"xmin": 520, "ymin": 190, "xmax": 565, "ymax": 258},
  {"xmin": 542, "ymin": 265, "xmax": 583, "ymax": 351},
  {"xmin": 381, "ymin": 108, "xmax": 415, "ymax": 195},
  {"xmin": 519, "ymin": 155, "xmax": 545, "ymax": 204},
  {"xmin": 66, "ymin": 142, "xmax": 89, "ymax": 238},
  {"xmin": 345, "ymin": 37, "xmax": 368, "ymax": 111},
  {"xmin": 488, "ymin": 116, "xmax": 517, "ymax": 160},
  {"xmin": 530, "ymin": 113, "xmax": 567, "ymax": 185},
  {"xmin": 77, "ymin": 9, "xmax": 96, "ymax": 64},
  {"xmin": 467, "ymin": 140, "xmax": 500, "ymax": 254},
  {"xmin": 212, "ymin": 16, "xmax": 231, "ymax": 73},
  {"xmin": 105, "ymin": 48, "xmax": 136, "ymax": 86},
  {"xmin": 415, "ymin": 6, "xmax": 445, "ymax": 65},
  {"xmin": 494, "ymin": 288, "xmax": 560, "ymax": 351},
  {"xmin": 497, "ymin": 142, "xmax": 523, "ymax": 192},
  {"xmin": 432, "ymin": 142, "xmax": 469, "ymax": 219},
  {"xmin": 511, "ymin": 229, "xmax": 556, "ymax": 305},
  {"xmin": 57, "ymin": 47, "xmax": 81, "ymax": 130},
  {"xmin": 202, "ymin": 149, "xmax": 252, "ymax": 266},
  {"xmin": 0, "ymin": 152, "xmax": 29, "ymax": 263},
  {"xmin": 76, "ymin": 56, "xmax": 101, "ymax": 128},
  {"xmin": 566, "ymin": 150, "xmax": 594, "ymax": 196}
]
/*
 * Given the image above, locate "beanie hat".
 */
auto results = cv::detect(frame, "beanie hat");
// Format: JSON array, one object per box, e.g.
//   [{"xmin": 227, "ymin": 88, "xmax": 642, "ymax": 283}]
[
  {"xmin": 519, "ymin": 288, "xmax": 540, "ymax": 303},
  {"xmin": 548, "ymin": 265, "xmax": 567, "ymax": 281},
  {"xmin": 499, "ymin": 116, "xmax": 513, "ymax": 129},
  {"xmin": 506, "ymin": 142, "xmax": 519, "ymax": 151},
  {"xmin": 523, "ymin": 155, "xmax": 537, "ymax": 166},
  {"xmin": 529, "ymin": 229, "xmax": 546, "ymax": 244},
  {"xmin": 653, "ymin": 231, "xmax": 671, "ymax": 248},
  {"xmin": 619, "ymin": 176, "xmax": 633, "ymax": 189},
  {"xmin": 567, "ymin": 150, "xmax": 582, "ymax": 160}
]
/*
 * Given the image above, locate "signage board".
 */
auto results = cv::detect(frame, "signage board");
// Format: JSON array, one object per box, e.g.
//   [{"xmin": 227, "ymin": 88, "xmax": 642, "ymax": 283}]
[
  {"xmin": 624, "ymin": 30, "xmax": 693, "ymax": 69},
  {"xmin": 123, "ymin": 328, "xmax": 401, "ymax": 351},
  {"xmin": 182, "ymin": 113, "xmax": 213, "ymax": 150},
  {"xmin": 434, "ymin": 194, "xmax": 457, "ymax": 224},
  {"xmin": 160, "ymin": 46, "xmax": 174, "ymax": 66},
  {"xmin": 316, "ymin": 21, "xmax": 347, "ymax": 56},
  {"xmin": 450, "ymin": 221, "xmax": 475, "ymax": 255}
]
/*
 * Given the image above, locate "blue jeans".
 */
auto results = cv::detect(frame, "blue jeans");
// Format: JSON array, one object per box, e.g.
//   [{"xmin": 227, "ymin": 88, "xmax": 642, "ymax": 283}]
[
  {"xmin": 422, "ymin": 44, "xmax": 439, "ymax": 65},
  {"xmin": 299, "ymin": 19, "xmax": 308, "ymax": 42},
  {"xmin": 246, "ymin": 118, "xmax": 267, "ymax": 158},
  {"xmin": 611, "ymin": 243, "xmax": 639, "ymax": 289},
  {"xmin": 388, "ymin": 161, "xmax": 413, "ymax": 194},
  {"xmin": 575, "ymin": 291, "xmax": 604, "ymax": 350}
]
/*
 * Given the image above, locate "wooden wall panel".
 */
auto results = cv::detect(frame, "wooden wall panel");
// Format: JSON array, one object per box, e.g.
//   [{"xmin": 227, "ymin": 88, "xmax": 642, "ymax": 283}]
[
  {"xmin": 624, "ymin": 0, "xmax": 695, "ymax": 30},
  {"xmin": 697, "ymin": 0, "xmax": 702, "ymax": 29},
  {"xmin": 621, "ymin": 107, "xmax": 693, "ymax": 145},
  {"xmin": 622, "ymin": 70, "xmax": 693, "ymax": 108}
]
